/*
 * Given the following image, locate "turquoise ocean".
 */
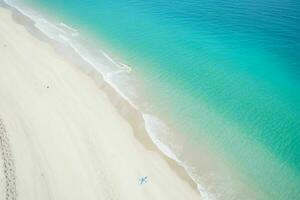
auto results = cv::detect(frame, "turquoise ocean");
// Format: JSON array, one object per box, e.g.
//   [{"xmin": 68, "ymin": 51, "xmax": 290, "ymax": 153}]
[{"xmin": 4, "ymin": 0, "xmax": 300, "ymax": 199}]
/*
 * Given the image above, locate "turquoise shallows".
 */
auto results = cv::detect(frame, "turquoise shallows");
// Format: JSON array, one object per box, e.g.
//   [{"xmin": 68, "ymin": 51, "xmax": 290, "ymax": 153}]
[{"xmin": 20, "ymin": 0, "xmax": 300, "ymax": 199}]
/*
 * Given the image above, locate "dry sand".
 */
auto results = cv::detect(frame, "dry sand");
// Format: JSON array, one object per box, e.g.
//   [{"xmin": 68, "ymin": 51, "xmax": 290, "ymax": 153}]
[{"xmin": 0, "ymin": 7, "xmax": 201, "ymax": 200}]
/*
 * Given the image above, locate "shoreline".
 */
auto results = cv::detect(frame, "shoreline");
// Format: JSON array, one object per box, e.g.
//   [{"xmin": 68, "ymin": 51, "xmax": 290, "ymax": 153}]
[{"xmin": 0, "ymin": 1, "xmax": 204, "ymax": 199}]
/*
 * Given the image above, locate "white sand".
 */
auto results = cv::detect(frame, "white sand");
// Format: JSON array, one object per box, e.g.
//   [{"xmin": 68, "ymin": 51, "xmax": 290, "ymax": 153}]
[{"xmin": 0, "ymin": 8, "xmax": 201, "ymax": 200}]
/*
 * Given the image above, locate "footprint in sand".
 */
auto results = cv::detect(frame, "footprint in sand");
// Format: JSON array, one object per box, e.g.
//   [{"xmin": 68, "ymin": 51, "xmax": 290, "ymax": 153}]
[{"xmin": 0, "ymin": 118, "xmax": 17, "ymax": 200}]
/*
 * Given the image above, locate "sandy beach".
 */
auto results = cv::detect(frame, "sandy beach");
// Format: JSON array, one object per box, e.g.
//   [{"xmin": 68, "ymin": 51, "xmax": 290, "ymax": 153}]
[{"xmin": 0, "ymin": 7, "xmax": 201, "ymax": 200}]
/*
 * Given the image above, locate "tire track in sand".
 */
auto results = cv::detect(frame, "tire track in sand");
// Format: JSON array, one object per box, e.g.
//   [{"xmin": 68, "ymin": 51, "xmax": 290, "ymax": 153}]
[{"xmin": 0, "ymin": 118, "xmax": 16, "ymax": 200}]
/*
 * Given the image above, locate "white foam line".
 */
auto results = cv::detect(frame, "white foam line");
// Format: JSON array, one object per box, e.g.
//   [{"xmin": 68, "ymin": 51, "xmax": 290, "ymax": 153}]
[
  {"xmin": 143, "ymin": 113, "xmax": 216, "ymax": 200},
  {"xmin": 59, "ymin": 22, "xmax": 78, "ymax": 32},
  {"xmin": 99, "ymin": 51, "xmax": 132, "ymax": 75},
  {"xmin": 56, "ymin": 33, "xmax": 137, "ymax": 108},
  {"xmin": 143, "ymin": 114, "xmax": 180, "ymax": 162},
  {"xmin": 100, "ymin": 50, "xmax": 119, "ymax": 65},
  {"xmin": 3, "ymin": 1, "xmax": 215, "ymax": 199},
  {"xmin": 120, "ymin": 63, "xmax": 132, "ymax": 72},
  {"xmin": 59, "ymin": 35, "xmax": 108, "ymax": 74}
]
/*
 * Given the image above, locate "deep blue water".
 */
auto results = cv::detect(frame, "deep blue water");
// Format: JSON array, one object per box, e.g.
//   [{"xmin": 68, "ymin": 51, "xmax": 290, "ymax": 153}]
[{"xmin": 11, "ymin": 0, "xmax": 300, "ymax": 199}]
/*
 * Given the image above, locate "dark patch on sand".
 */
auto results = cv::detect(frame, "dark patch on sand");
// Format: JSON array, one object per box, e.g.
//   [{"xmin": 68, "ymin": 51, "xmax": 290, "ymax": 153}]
[{"xmin": 0, "ymin": 118, "xmax": 17, "ymax": 200}]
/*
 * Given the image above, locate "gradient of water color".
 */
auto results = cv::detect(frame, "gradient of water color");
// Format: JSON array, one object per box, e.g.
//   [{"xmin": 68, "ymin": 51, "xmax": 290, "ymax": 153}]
[{"xmin": 8, "ymin": 0, "xmax": 300, "ymax": 199}]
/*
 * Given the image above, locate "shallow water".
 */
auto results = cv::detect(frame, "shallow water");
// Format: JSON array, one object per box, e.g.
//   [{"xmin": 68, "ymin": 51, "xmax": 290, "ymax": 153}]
[{"xmin": 7, "ymin": 0, "xmax": 300, "ymax": 199}]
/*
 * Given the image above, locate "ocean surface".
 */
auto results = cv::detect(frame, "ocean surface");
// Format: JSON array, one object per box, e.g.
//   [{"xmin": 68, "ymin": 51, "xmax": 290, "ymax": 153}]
[{"xmin": 4, "ymin": 0, "xmax": 300, "ymax": 199}]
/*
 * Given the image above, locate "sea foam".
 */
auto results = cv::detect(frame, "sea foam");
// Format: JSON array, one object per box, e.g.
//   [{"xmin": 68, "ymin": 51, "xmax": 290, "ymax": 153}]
[{"xmin": 2, "ymin": 0, "xmax": 215, "ymax": 198}]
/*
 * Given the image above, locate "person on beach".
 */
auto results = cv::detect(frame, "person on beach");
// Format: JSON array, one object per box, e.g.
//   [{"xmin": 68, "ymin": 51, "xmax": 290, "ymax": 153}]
[{"xmin": 139, "ymin": 176, "xmax": 148, "ymax": 185}]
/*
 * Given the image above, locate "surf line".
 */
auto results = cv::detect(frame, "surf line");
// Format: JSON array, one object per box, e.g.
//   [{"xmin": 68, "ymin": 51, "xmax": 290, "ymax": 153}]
[{"xmin": 0, "ymin": 117, "xmax": 17, "ymax": 200}]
